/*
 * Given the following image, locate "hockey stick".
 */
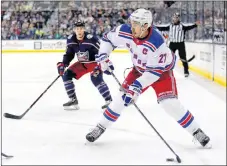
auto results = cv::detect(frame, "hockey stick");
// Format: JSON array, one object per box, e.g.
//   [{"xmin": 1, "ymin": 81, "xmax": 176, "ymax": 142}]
[
  {"xmin": 180, "ymin": 55, "xmax": 195, "ymax": 63},
  {"xmin": 1, "ymin": 153, "xmax": 13, "ymax": 158},
  {"xmin": 110, "ymin": 72, "xmax": 181, "ymax": 163},
  {"xmin": 3, "ymin": 75, "xmax": 61, "ymax": 120}
]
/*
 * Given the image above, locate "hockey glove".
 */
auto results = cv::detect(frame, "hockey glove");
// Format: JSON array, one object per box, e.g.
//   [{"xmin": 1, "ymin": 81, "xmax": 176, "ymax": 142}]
[
  {"xmin": 57, "ymin": 62, "xmax": 66, "ymax": 76},
  {"xmin": 96, "ymin": 53, "xmax": 114, "ymax": 75},
  {"xmin": 122, "ymin": 80, "xmax": 142, "ymax": 106},
  {"xmin": 100, "ymin": 59, "xmax": 114, "ymax": 75}
]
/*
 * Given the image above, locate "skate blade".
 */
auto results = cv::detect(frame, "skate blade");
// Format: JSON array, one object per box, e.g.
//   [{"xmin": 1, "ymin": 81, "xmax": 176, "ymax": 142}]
[
  {"xmin": 195, "ymin": 141, "xmax": 212, "ymax": 149},
  {"xmin": 101, "ymin": 104, "xmax": 109, "ymax": 109},
  {"xmin": 101, "ymin": 101, "xmax": 112, "ymax": 109},
  {"xmin": 84, "ymin": 140, "xmax": 92, "ymax": 145},
  {"xmin": 64, "ymin": 105, "xmax": 80, "ymax": 110},
  {"xmin": 204, "ymin": 142, "xmax": 212, "ymax": 149}
]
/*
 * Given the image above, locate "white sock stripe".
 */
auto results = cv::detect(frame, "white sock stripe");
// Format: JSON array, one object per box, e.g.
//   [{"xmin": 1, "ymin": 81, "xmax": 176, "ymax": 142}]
[
  {"xmin": 104, "ymin": 94, "xmax": 111, "ymax": 99},
  {"xmin": 67, "ymin": 88, "xmax": 75, "ymax": 92},
  {"xmin": 65, "ymin": 84, "xmax": 74, "ymax": 88},
  {"xmin": 98, "ymin": 86, "xmax": 108, "ymax": 91},
  {"xmin": 101, "ymin": 90, "xmax": 109, "ymax": 96},
  {"xmin": 64, "ymin": 80, "xmax": 73, "ymax": 85},
  {"xmin": 68, "ymin": 93, "xmax": 75, "ymax": 97},
  {"xmin": 97, "ymin": 82, "xmax": 106, "ymax": 89}
]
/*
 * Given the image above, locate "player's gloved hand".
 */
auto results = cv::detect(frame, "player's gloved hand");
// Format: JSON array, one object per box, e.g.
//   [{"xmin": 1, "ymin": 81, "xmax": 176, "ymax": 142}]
[
  {"xmin": 100, "ymin": 59, "xmax": 114, "ymax": 75},
  {"xmin": 96, "ymin": 53, "xmax": 114, "ymax": 75},
  {"xmin": 57, "ymin": 62, "xmax": 66, "ymax": 76},
  {"xmin": 122, "ymin": 80, "xmax": 142, "ymax": 106},
  {"xmin": 92, "ymin": 66, "xmax": 102, "ymax": 77}
]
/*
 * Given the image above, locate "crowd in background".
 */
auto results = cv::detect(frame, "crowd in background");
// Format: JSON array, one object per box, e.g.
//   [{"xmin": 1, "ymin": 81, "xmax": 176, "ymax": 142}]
[{"xmin": 1, "ymin": 1, "xmax": 226, "ymax": 44}]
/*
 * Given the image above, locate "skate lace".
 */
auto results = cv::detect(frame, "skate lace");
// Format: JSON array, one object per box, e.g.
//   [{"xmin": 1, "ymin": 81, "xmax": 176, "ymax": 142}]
[
  {"xmin": 91, "ymin": 127, "xmax": 103, "ymax": 138},
  {"xmin": 193, "ymin": 131, "xmax": 206, "ymax": 144}
]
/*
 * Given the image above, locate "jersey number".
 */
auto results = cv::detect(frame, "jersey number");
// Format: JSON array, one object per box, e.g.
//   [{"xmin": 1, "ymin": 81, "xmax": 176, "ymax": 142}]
[{"xmin": 159, "ymin": 54, "xmax": 167, "ymax": 63}]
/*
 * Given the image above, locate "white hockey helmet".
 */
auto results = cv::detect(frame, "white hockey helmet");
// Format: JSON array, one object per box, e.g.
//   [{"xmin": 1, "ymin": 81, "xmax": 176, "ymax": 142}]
[{"xmin": 129, "ymin": 8, "xmax": 153, "ymax": 28}]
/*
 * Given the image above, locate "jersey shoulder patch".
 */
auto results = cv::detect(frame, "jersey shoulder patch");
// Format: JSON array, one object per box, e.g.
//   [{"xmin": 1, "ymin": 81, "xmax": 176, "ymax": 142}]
[
  {"xmin": 86, "ymin": 34, "xmax": 93, "ymax": 39},
  {"xmin": 146, "ymin": 27, "xmax": 165, "ymax": 51},
  {"xmin": 67, "ymin": 34, "xmax": 73, "ymax": 39},
  {"xmin": 67, "ymin": 34, "xmax": 76, "ymax": 45}
]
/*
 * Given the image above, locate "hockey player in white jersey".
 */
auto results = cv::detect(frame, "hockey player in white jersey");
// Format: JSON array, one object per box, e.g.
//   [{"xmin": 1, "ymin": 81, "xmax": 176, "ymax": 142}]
[{"xmin": 86, "ymin": 9, "xmax": 211, "ymax": 148}]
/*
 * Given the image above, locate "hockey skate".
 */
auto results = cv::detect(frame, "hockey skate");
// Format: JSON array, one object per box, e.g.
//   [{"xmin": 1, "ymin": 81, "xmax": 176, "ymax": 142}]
[
  {"xmin": 86, "ymin": 124, "xmax": 106, "ymax": 142},
  {"xmin": 193, "ymin": 128, "xmax": 212, "ymax": 148},
  {"xmin": 184, "ymin": 73, "xmax": 189, "ymax": 77},
  {"xmin": 63, "ymin": 97, "xmax": 80, "ymax": 110},
  {"xmin": 101, "ymin": 99, "xmax": 112, "ymax": 109}
]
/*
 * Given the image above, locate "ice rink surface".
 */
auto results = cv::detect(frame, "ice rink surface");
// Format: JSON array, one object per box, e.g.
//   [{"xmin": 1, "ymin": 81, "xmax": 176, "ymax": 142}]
[{"xmin": 1, "ymin": 53, "xmax": 226, "ymax": 165}]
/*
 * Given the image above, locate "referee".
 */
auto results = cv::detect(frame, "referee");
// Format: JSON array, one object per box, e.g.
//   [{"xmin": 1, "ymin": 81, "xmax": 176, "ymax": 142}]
[{"xmin": 155, "ymin": 12, "xmax": 199, "ymax": 77}]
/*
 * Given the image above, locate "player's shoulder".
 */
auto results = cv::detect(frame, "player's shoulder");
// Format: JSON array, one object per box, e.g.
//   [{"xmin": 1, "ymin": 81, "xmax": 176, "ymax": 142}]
[
  {"xmin": 119, "ymin": 24, "xmax": 132, "ymax": 33},
  {"xmin": 84, "ymin": 32, "xmax": 99, "ymax": 42},
  {"xmin": 67, "ymin": 33, "xmax": 76, "ymax": 44},
  {"xmin": 118, "ymin": 24, "xmax": 132, "ymax": 39},
  {"xmin": 146, "ymin": 27, "xmax": 165, "ymax": 50}
]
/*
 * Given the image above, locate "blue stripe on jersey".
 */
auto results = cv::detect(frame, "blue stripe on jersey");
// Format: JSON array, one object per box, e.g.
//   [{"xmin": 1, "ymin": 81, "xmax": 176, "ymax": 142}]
[
  {"xmin": 119, "ymin": 24, "xmax": 132, "ymax": 34},
  {"xmin": 146, "ymin": 66, "xmax": 165, "ymax": 70},
  {"xmin": 146, "ymin": 53, "xmax": 177, "ymax": 72},
  {"xmin": 132, "ymin": 80, "xmax": 143, "ymax": 89},
  {"xmin": 147, "ymin": 71, "xmax": 161, "ymax": 77},
  {"xmin": 118, "ymin": 34, "xmax": 132, "ymax": 40},
  {"xmin": 147, "ymin": 27, "xmax": 165, "ymax": 49},
  {"xmin": 165, "ymin": 54, "xmax": 177, "ymax": 70}
]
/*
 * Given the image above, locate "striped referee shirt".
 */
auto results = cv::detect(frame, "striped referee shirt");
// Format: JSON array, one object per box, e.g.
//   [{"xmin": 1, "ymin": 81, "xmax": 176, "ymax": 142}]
[{"xmin": 155, "ymin": 22, "xmax": 197, "ymax": 43}]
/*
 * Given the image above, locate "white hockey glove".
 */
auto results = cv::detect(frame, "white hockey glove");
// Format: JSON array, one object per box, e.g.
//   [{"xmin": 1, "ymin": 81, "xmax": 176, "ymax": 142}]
[
  {"xmin": 122, "ymin": 80, "xmax": 142, "ymax": 106},
  {"xmin": 96, "ymin": 53, "xmax": 114, "ymax": 75}
]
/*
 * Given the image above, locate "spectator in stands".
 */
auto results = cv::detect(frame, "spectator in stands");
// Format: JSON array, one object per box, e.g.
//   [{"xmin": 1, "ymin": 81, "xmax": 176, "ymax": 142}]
[
  {"xmin": 35, "ymin": 28, "xmax": 44, "ymax": 39},
  {"xmin": 1, "ymin": 0, "xmax": 226, "ymax": 44}
]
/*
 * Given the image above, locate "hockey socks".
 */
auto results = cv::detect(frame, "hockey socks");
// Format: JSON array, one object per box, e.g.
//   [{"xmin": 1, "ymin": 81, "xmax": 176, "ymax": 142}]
[
  {"xmin": 97, "ymin": 82, "xmax": 112, "ymax": 101},
  {"xmin": 63, "ymin": 80, "xmax": 76, "ymax": 98},
  {"xmin": 160, "ymin": 98, "xmax": 211, "ymax": 147}
]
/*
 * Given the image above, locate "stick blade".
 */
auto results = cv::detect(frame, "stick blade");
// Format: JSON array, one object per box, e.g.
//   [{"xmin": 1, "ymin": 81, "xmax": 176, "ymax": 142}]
[
  {"xmin": 188, "ymin": 55, "xmax": 195, "ymax": 62},
  {"xmin": 4, "ymin": 113, "xmax": 22, "ymax": 119},
  {"xmin": 2, "ymin": 153, "xmax": 13, "ymax": 158}
]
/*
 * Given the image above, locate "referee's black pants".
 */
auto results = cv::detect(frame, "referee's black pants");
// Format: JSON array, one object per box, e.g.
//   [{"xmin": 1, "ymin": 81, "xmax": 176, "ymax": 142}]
[{"xmin": 169, "ymin": 42, "xmax": 189, "ymax": 74}]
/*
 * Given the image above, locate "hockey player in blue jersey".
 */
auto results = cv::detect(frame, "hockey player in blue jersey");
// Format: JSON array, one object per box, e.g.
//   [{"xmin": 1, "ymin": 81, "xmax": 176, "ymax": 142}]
[{"xmin": 57, "ymin": 20, "xmax": 113, "ymax": 110}]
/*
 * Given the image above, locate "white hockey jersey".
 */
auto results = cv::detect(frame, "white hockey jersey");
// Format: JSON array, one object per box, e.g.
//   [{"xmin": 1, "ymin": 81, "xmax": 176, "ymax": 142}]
[{"xmin": 99, "ymin": 24, "xmax": 177, "ymax": 89}]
